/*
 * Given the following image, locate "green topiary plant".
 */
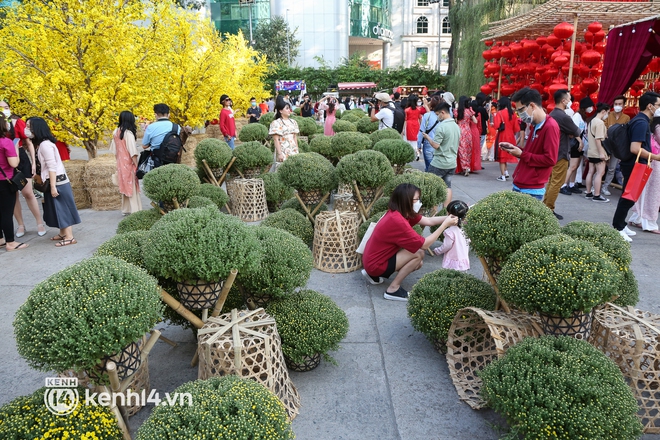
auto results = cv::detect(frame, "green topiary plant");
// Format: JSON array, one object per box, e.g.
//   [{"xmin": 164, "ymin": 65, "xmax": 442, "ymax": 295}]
[
  {"xmin": 332, "ymin": 119, "xmax": 357, "ymax": 133},
  {"xmin": 336, "ymin": 150, "xmax": 395, "ymax": 189},
  {"xmin": 261, "ymin": 208, "xmax": 315, "ymax": 247},
  {"xmin": 297, "ymin": 137, "xmax": 310, "ymax": 153},
  {"xmin": 267, "ymin": 290, "xmax": 349, "ymax": 365},
  {"xmin": 142, "ymin": 164, "xmax": 200, "ymax": 206},
  {"xmin": 116, "ymin": 208, "xmax": 162, "ymax": 234},
  {"xmin": 343, "ymin": 108, "xmax": 366, "ymax": 118},
  {"xmin": 370, "ymin": 127, "xmax": 401, "ymax": 147},
  {"xmin": 408, "ymin": 269, "xmax": 496, "ymax": 350},
  {"xmin": 95, "ymin": 230, "xmax": 148, "ymax": 269},
  {"xmin": 356, "ymin": 117, "xmax": 379, "ymax": 134},
  {"xmin": 13, "ymin": 256, "xmax": 163, "ymax": 375},
  {"xmin": 259, "ymin": 111, "xmax": 275, "ymax": 128},
  {"xmin": 238, "ymin": 123, "xmax": 269, "ymax": 143},
  {"xmin": 614, "ymin": 268, "xmax": 639, "ymax": 307},
  {"xmin": 0, "ymin": 387, "xmax": 123, "ymax": 439},
  {"xmin": 291, "ymin": 116, "xmax": 318, "ymax": 137},
  {"xmin": 480, "ymin": 336, "xmax": 643, "ymax": 440},
  {"xmin": 340, "ymin": 112, "xmax": 363, "ymax": 123},
  {"xmin": 187, "ymin": 195, "xmax": 216, "ymax": 209},
  {"xmin": 383, "ymin": 171, "xmax": 447, "ymax": 211},
  {"xmin": 194, "ymin": 138, "xmax": 233, "ymax": 170},
  {"xmin": 370, "ymin": 196, "xmax": 390, "ymax": 214},
  {"xmin": 309, "ymin": 134, "xmax": 333, "ymax": 158},
  {"xmin": 193, "ymin": 183, "xmax": 229, "ymax": 209},
  {"xmin": 329, "ymin": 132, "xmax": 372, "ymax": 161},
  {"xmin": 280, "ymin": 198, "xmax": 328, "ymax": 220},
  {"xmin": 143, "ymin": 207, "xmax": 261, "ymax": 282},
  {"xmin": 260, "ymin": 172, "xmax": 294, "ymax": 212},
  {"xmin": 498, "ymin": 234, "xmax": 618, "ymax": 317},
  {"xmin": 136, "ymin": 376, "xmax": 294, "ymax": 440},
  {"xmin": 232, "ymin": 141, "xmax": 272, "ymax": 172},
  {"xmin": 373, "ymin": 139, "xmax": 416, "ymax": 167},
  {"xmin": 277, "ymin": 152, "xmax": 337, "ymax": 193},
  {"xmin": 463, "ymin": 191, "xmax": 561, "ymax": 276},
  {"xmin": 316, "ymin": 124, "xmax": 325, "ymax": 133},
  {"xmin": 239, "ymin": 226, "xmax": 313, "ymax": 300}
]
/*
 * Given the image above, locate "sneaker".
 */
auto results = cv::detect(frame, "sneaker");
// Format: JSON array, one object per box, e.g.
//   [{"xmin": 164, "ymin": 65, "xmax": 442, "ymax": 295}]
[
  {"xmin": 559, "ymin": 187, "xmax": 573, "ymax": 196},
  {"xmin": 576, "ymin": 182, "xmax": 586, "ymax": 189},
  {"xmin": 622, "ymin": 226, "xmax": 637, "ymax": 236},
  {"xmin": 384, "ymin": 287, "xmax": 409, "ymax": 301},
  {"xmin": 569, "ymin": 186, "xmax": 583, "ymax": 194},
  {"xmin": 601, "ymin": 188, "xmax": 611, "ymax": 196},
  {"xmin": 504, "ymin": 172, "xmax": 510, "ymax": 178},
  {"xmin": 592, "ymin": 195, "xmax": 610, "ymax": 203},
  {"xmin": 496, "ymin": 176, "xmax": 506, "ymax": 182},
  {"xmin": 361, "ymin": 269, "xmax": 384, "ymax": 285},
  {"xmin": 585, "ymin": 192, "xmax": 593, "ymax": 198},
  {"xmin": 619, "ymin": 230, "xmax": 633, "ymax": 242},
  {"xmin": 553, "ymin": 211, "xmax": 564, "ymax": 220}
]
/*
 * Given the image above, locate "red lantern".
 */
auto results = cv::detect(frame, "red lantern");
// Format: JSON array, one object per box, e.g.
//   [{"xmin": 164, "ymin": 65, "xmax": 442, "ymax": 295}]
[
  {"xmin": 581, "ymin": 50, "xmax": 601, "ymax": 68},
  {"xmin": 501, "ymin": 84, "xmax": 516, "ymax": 96},
  {"xmin": 553, "ymin": 22, "xmax": 574, "ymax": 40},
  {"xmin": 531, "ymin": 83, "xmax": 544, "ymax": 93},
  {"xmin": 581, "ymin": 77, "xmax": 599, "ymax": 94},
  {"xmin": 653, "ymin": 80, "xmax": 660, "ymax": 91},
  {"xmin": 547, "ymin": 34, "xmax": 561, "ymax": 48},
  {"xmin": 584, "ymin": 31, "xmax": 594, "ymax": 43},
  {"xmin": 551, "ymin": 50, "xmax": 570, "ymax": 62},
  {"xmin": 594, "ymin": 41, "xmax": 606, "ymax": 55},
  {"xmin": 482, "ymin": 50, "xmax": 492, "ymax": 60},
  {"xmin": 574, "ymin": 42, "xmax": 584, "ymax": 56},
  {"xmin": 489, "ymin": 80, "xmax": 498, "ymax": 88},
  {"xmin": 490, "ymin": 48, "xmax": 501, "ymax": 59},
  {"xmin": 501, "ymin": 46, "xmax": 514, "ymax": 59},
  {"xmin": 593, "ymin": 30, "xmax": 605, "ymax": 43},
  {"xmin": 587, "ymin": 22, "xmax": 603, "ymax": 33},
  {"xmin": 548, "ymin": 83, "xmax": 569, "ymax": 97},
  {"xmin": 481, "ymin": 84, "xmax": 493, "ymax": 95},
  {"xmin": 511, "ymin": 43, "xmax": 524, "ymax": 57},
  {"xmin": 536, "ymin": 36, "xmax": 547, "ymax": 46},
  {"xmin": 631, "ymin": 80, "xmax": 646, "ymax": 92},
  {"xmin": 485, "ymin": 40, "xmax": 494, "ymax": 47},
  {"xmin": 649, "ymin": 58, "xmax": 660, "ymax": 73},
  {"xmin": 630, "ymin": 89, "xmax": 642, "ymax": 98},
  {"xmin": 553, "ymin": 56, "xmax": 569, "ymax": 67}
]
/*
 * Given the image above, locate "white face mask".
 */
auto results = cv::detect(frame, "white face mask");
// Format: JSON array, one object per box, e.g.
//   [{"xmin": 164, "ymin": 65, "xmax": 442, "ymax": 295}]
[
  {"xmin": 601, "ymin": 113, "xmax": 608, "ymax": 121},
  {"xmin": 417, "ymin": 101, "xmax": 422, "ymax": 106},
  {"xmin": 565, "ymin": 100, "xmax": 572, "ymax": 109},
  {"xmin": 586, "ymin": 106, "xmax": 594, "ymax": 114},
  {"xmin": 614, "ymin": 105, "xmax": 623, "ymax": 113},
  {"xmin": 2, "ymin": 109, "xmax": 10, "ymax": 118},
  {"xmin": 24, "ymin": 128, "xmax": 33, "ymax": 138},
  {"xmin": 413, "ymin": 200, "xmax": 423, "ymax": 213},
  {"xmin": 655, "ymin": 108, "xmax": 660, "ymax": 118}
]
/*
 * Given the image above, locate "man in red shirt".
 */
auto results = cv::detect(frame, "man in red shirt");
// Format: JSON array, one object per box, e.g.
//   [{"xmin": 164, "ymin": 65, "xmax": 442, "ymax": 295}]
[
  {"xmin": 219, "ymin": 94, "xmax": 236, "ymax": 149},
  {"xmin": 499, "ymin": 87, "xmax": 559, "ymax": 201}
]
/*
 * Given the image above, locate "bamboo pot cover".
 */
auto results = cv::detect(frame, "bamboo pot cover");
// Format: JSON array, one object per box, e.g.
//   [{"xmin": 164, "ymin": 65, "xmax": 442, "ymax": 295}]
[
  {"xmin": 539, "ymin": 309, "xmax": 593, "ymax": 340},
  {"xmin": 313, "ymin": 211, "xmax": 362, "ymax": 273},
  {"xmin": 297, "ymin": 189, "xmax": 324, "ymax": 205},
  {"xmin": 88, "ymin": 341, "xmax": 142, "ymax": 383},
  {"xmin": 227, "ymin": 178, "xmax": 269, "ymax": 222},
  {"xmin": 284, "ymin": 353, "xmax": 321, "ymax": 372},
  {"xmin": 177, "ymin": 279, "xmax": 222, "ymax": 311}
]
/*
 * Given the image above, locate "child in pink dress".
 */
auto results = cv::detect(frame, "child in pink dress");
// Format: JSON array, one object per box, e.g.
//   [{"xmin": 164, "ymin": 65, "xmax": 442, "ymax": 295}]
[{"xmin": 433, "ymin": 200, "xmax": 470, "ymax": 271}]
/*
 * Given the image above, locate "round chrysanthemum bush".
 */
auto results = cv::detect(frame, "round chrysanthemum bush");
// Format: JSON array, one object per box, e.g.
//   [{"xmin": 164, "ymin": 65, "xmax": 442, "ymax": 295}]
[
  {"xmin": 480, "ymin": 336, "xmax": 643, "ymax": 440},
  {"xmin": 260, "ymin": 172, "xmax": 294, "ymax": 212},
  {"xmin": 336, "ymin": 150, "xmax": 395, "ymax": 189},
  {"xmin": 356, "ymin": 117, "xmax": 379, "ymax": 134},
  {"xmin": 142, "ymin": 163, "xmax": 200, "ymax": 206},
  {"xmin": 309, "ymin": 134, "xmax": 333, "ymax": 159},
  {"xmin": 239, "ymin": 226, "xmax": 313, "ymax": 300},
  {"xmin": 277, "ymin": 152, "xmax": 337, "ymax": 193},
  {"xmin": 258, "ymin": 111, "xmax": 275, "ymax": 128},
  {"xmin": 328, "ymin": 131, "xmax": 372, "ymax": 161},
  {"xmin": 232, "ymin": 141, "xmax": 272, "ymax": 174},
  {"xmin": 339, "ymin": 112, "xmax": 363, "ymax": 123},
  {"xmin": 13, "ymin": 256, "xmax": 163, "ymax": 375},
  {"xmin": 261, "ymin": 208, "xmax": 314, "ymax": 247},
  {"xmin": 116, "ymin": 208, "xmax": 161, "ymax": 234},
  {"xmin": 136, "ymin": 376, "xmax": 294, "ymax": 440},
  {"xmin": 291, "ymin": 116, "xmax": 318, "ymax": 137},
  {"xmin": 463, "ymin": 191, "xmax": 560, "ymax": 275},
  {"xmin": 238, "ymin": 122, "xmax": 269, "ymax": 143},
  {"xmin": 95, "ymin": 230, "xmax": 148, "ymax": 269},
  {"xmin": 194, "ymin": 138, "xmax": 233, "ymax": 170},
  {"xmin": 332, "ymin": 119, "xmax": 357, "ymax": 133},
  {"xmin": 373, "ymin": 139, "xmax": 416, "ymax": 167},
  {"xmin": 614, "ymin": 268, "xmax": 640, "ymax": 307},
  {"xmin": 0, "ymin": 387, "xmax": 123, "ymax": 440},
  {"xmin": 383, "ymin": 171, "xmax": 447, "ymax": 210},
  {"xmin": 369, "ymin": 127, "xmax": 401, "ymax": 147},
  {"xmin": 370, "ymin": 196, "xmax": 390, "ymax": 214},
  {"xmin": 194, "ymin": 183, "xmax": 229, "ymax": 210},
  {"xmin": 408, "ymin": 269, "xmax": 496, "ymax": 350},
  {"xmin": 498, "ymin": 234, "xmax": 618, "ymax": 317},
  {"xmin": 267, "ymin": 290, "xmax": 349, "ymax": 365},
  {"xmin": 297, "ymin": 137, "xmax": 310, "ymax": 153},
  {"xmin": 186, "ymin": 195, "xmax": 216, "ymax": 209}
]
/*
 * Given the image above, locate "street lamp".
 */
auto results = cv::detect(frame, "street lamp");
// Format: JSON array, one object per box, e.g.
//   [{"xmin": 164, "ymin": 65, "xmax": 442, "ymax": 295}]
[{"xmin": 239, "ymin": 0, "xmax": 255, "ymax": 46}]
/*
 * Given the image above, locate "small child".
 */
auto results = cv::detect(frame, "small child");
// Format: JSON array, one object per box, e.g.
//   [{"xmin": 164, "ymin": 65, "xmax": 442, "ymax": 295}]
[{"xmin": 433, "ymin": 200, "xmax": 470, "ymax": 271}]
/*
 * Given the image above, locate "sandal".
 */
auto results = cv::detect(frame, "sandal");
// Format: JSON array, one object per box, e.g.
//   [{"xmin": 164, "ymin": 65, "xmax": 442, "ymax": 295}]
[
  {"xmin": 7, "ymin": 242, "xmax": 29, "ymax": 252},
  {"xmin": 628, "ymin": 222, "xmax": 642, "ymax": 229},
  {"xmin": 50, "ymin": 234, "xmax": 65, "ymax": 241},
  {"xmin": 643, "ymin": 229, "xmax": 660, "ymax": 235},
  {"xmin": 55, "ymin": 238, "xmax": 77, "ymax": 247}
]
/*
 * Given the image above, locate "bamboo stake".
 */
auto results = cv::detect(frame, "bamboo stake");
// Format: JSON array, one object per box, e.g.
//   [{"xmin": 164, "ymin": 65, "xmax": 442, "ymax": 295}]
[
  {"xmin": 160, "ymin": 289, "xmax": 205, "ymax": 329},
  {"xmin": 294, "ymin": 192, "xmax": 315, "ymax": 223},
  {"xmin": 478, "ymin": 256, "xmax": 511, "ymax": 313},
  {"xmin": 567, "ymin": 14, "xmax": 579, "ymax": 89},
  {"xmin": 202, "ymin": 159, "xmax": 220, "ymax": 186},
  {"xmin": 352, "ymin": 181, "xmax": 368, "ymax": 222},
  {"xmin": 150, "ymin": 201, "xmax": 166, "ymax": 215},
  {"xmin": 497, "ymin": 58, "xmax": 504, "ymax": 100},
  {"xmin": 201, "ymin": 309, "xmax": 208, "ymax": 322},
  {"xmin": 217, "ymin": 157, "xmax": 236, "ymax": 186},
  {"xmin": 211, "ymin": 269, "xmax": 238, "ymax": 317},
  {"xmin": 158, "ymin": 335, "xmax": 178, "ymax": 347},
  {"xmin": 106, "ymin": 363, "xmax": 130, "ymax": 439},
  {"xmin": 172, "ymin": 197, "xmax": 180, "ymax": 210},
  {"xmin": 309, "ymin": 192, "xmax": 330, "ymax": 217},
  {"xmin": 234, "ymin": 167, "xmax": 245, "ymax": 179}
]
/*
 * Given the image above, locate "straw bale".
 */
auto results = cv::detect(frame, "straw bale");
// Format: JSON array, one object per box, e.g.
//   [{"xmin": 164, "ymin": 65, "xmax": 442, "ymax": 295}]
[
  {"xmin": 181, "ymin": 134, "xmax": 207, "ymax": 168},
  {"xmin": 84, "ymin": 155, "xmax": 120, "ymax": 210},
  {"xmin": 64, "ymin": 160, "xmax": 91, "ymax": 208},
  {"xmin": 205, "ymin": 125, "xmax": 222, "ymax": 139},
  {"xmin": 88, "ymin": 187, "xmax": 121, "ymax": 211}
]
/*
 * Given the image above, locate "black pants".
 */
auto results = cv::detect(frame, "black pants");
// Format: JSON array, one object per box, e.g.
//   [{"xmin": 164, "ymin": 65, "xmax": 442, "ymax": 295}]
[
  {"xmin": 0, "ymin": 180, "xmax": 17, "ymax": 242},
  {"xmin": 611, "ymin": 162, "xmax": 635, "ymax": 231}
]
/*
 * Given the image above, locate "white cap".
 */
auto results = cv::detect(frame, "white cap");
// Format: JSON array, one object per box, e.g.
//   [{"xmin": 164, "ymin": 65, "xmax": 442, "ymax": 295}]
[
  {"xmin": 375, "ymin": 92, "xmax": 392, "ymax": 103},
  {"xmin": 442, "ymin": 92, "xmax": 455, "ymax": 106}
]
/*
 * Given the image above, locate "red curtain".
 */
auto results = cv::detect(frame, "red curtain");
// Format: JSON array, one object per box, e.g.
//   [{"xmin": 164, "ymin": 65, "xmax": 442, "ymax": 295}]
[{"xmin": 599, "ymin": 18, "xmax": 660, "ymax": 105}]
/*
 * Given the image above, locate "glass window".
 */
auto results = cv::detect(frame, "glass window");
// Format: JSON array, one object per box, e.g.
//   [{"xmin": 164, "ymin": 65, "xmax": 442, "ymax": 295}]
[
  {"xmin": 417, "ymin": 0, "xmax": 430, "ymax": 5},
  {"xmin": 416, "ymin": 16, "xmax": 428, "ymax": 34},
  {"xmin": 443, "ymin": 0, "xmax": 449, "ymax": 7},
  {"xmin": 442, "ymin": 16, "xmax": 451, "ymax": 34},
  {"xmin": 416, "ymin": 47, "xmax": 428, "ymax": 64}
]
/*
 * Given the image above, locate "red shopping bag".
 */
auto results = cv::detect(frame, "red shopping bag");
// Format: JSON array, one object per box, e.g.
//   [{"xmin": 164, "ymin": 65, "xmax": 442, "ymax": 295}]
[{"xmin": 622, "ymin": 148, "xmax": 654, "ymax": 202}]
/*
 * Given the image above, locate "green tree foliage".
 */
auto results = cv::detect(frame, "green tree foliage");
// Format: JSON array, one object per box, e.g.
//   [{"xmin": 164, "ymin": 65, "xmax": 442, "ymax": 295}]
[{"xmin": 252, "ymin": 16, "xmax": 300, "ymax": 66}]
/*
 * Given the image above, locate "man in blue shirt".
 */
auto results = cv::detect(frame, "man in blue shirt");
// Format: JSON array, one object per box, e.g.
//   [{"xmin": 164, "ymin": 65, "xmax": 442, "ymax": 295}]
[{"xmin": 142, "ymin": 103, "xmax": 181, "ymax": 167}]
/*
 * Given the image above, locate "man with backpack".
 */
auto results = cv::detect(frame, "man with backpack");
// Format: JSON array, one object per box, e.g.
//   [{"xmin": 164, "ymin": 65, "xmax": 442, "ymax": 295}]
[
  {"xmin": 611, "ymin": 91, "xmax": 660, "ymax": 242},
  {"xmin": 142, "ymin": 103, "xmax": 183, "ymax": 169},
  {"xmin": 371, "ymin": 92, "xmax": 404, "ymax": 133}
]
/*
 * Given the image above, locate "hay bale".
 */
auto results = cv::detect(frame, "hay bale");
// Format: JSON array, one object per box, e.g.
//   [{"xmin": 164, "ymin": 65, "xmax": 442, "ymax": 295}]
[
  {"xmin": 65, "ymin": 160, "xmax": 91, "ymax": 209},
  {"xmin": 205, "ymin": 125, "xmax": 222, "ymax": 139},
  {"xmin": 181, "ymin": 134, "xmax": 207, "ymax": 168},
  {"xmin": 84, "ymin": 155, "xmax": 121, "ymax": 211}
]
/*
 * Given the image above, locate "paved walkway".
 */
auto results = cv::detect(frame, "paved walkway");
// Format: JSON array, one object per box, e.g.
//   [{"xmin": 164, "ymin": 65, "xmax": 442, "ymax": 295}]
[{"xmin": 1, "ymin": 149, "xmax": 658, "ymax": 439}]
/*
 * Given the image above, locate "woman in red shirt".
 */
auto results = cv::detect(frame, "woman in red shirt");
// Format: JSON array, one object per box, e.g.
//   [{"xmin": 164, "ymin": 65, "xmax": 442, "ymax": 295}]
[
  {"xmin": 362, "ymin": 183, "xmax": 458, "ymax": 301},
  {"xmin": 405, "ymin": 94, "xmax": 427, "ymax": 161},
  {"xmin": 492, "ymin": 97, "xmax": 520, "ymax": 181}
]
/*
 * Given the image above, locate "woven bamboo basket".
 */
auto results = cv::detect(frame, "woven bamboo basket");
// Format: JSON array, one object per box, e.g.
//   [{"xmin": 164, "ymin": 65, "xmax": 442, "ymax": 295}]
[
  {"xmin": 358, "ymin": 186, "xmax": 379, "ymax": 207},
  {"xmin": 589, "ymin": 303, "xmax": 660, "ymax": 433},
  {"xmin": 539, "ymin": 310, "xmax": 594, "ymax": 340},
  {"xmin": 240, "ymin": 166, "xmax": 267, "ymax": 179},
  {"xmin": 227, "ymin": 178, "xmax": 268, "ymax": 222},
  {"xmin": 181, "ymin": 134, "xmax": 207, "ymax": 168},
  {"xmin": 88, "ymin": 341, "xmax": 142, "ymax": 383},
  {"xmin": 333, "ymin": 193, "xmax": 359, "ymax": 213},
  {"xmin": 446, "ymin": 307, "xmax": 543, "ymax": 410},
  {"xmin": 313, "ymin": 211, "xmax": 361, "ymax": 273},
  {"xmin": 197, "ymin": 308, "xmax": 301, "ymax": 420},
  {"xmin": 284, "ymin": 353, "xmax": 321, "ymax": 372},
  {"xmin": 83, "ymin": 155, "xmax": 121, "ymax": 211},
  {"xmin": 297, "ymin": 189, "xmax": 324, "ymax": 205},
  {"xmin": 64, "ymin": 160, "xmax": 91, "ymax": 209},
  {"xmin": 336, "ymin": 182, "xmax": 353, "ymax": 196},
  {"xmin": 177, "ymin": 279, "xmax": 222, "ymax": 310}
]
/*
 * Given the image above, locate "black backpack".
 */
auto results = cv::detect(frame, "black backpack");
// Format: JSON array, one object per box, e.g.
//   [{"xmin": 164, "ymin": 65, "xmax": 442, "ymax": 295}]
[
  {"xmin": 605, "ymin": 122, "xmax": 633, "ymax": 161},
  {"xmin": 159, "ymin": 123, "xmax": 185, "ymax": 165},
  {"xmin": 384, "ymin": 106, "xmax": 405, "ymax": 134}
]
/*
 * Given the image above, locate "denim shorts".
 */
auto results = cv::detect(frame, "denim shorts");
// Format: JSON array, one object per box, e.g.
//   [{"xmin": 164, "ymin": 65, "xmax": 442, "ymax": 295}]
[{"xmin": 427, "ymin": 165, "xmax": 455, "ymax": 188}]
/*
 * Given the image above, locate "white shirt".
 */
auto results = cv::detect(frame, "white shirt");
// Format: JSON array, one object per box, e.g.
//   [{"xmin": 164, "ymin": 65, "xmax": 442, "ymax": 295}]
[{"xmin": 375, "ymin": 104, "xmax": 395, "ymax": 130}]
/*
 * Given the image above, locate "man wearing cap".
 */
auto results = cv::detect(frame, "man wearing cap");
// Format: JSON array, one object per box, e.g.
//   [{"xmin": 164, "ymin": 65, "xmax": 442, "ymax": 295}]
[
  {"xmin": 370, "ymin": 92, "xmax": 395, "ymax": 130},
  {"xmin": 219, "ymin": 94, "xmax": 236, "ymax": 149},
  {"xmin": 142, "ymin": 103, "xmax": 181, "ymax": 168},
  {"xmin": 441, "ymin": 92, "xmax": 455, "ymax": 109}
]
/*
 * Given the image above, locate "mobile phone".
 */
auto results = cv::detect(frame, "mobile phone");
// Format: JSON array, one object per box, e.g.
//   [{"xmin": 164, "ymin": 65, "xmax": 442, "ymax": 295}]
[{"xmin": 500, "ymin": 143, "xmax": 514, "ymax": 150}]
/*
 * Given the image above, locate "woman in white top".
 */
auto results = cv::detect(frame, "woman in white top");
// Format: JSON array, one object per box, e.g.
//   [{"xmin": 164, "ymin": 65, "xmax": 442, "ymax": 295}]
[
  {"xmin": 109, "ymin": 111, "xmax": 142, "ymax": 215},
  {"xmin": 29, "ymin": 117, "xmax": 81, "ymax": 246},
  {"xmin": 269, "ymin": 96, "xmax": 299, "ymax": 164}
]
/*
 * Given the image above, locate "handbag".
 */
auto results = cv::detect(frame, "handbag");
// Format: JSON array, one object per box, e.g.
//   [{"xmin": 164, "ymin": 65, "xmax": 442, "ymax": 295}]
[
  {"xmin": 356, "ymin": 213, "xmax": 385, "ymax": 254},
  {"xmin": 0, "ymin": 166, "xmax": 27, "ymax": 191},
  {"xmin": 136, "ymin": 151, "xmax": 154, "ymax": 179},
  {"xmin": 622, "ymin": 148, "xmax": 654, "ymax": 202}
]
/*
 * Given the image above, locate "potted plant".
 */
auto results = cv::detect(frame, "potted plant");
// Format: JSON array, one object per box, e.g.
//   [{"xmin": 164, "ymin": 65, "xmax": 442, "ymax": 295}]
[
  {"xmin": 136, "ymin": 376, "xmax": 294, "ymax": 440},
  {"xmin": 142, "ymin": 164, "xmax": 201, "ymax": 212},
  {"xmin": 95, "ymin": 230, "xmax": 149, "ymax": 269},
  {"xmin": 373, "ymin": 139, "xmax": 416, "ymax": 173},
  {"xmin": 267, "ymin": 290, "xmax": 349, "ymax": 372},
  {"xmin": 261, "ymin": 208, "xmax": 315, "ymax": 247},
  {"xmin": 291, "ymin": 116, "xmax": 318, "ymax": 138},
  {"xmin": 336, "ymin": 150, "xmax": 394, "ymax": 206},
  {"xmin": 370, "ymin": 196, "xmax": 390, "ymax": 214},
  {"xmin": 238, "ymin": 122, "xmax": 269, "ymax": 143},
  {"xmin": 194, "ymin": 138, "xmax": 233, "ymax": 180},
  {"xmin": 328, "ymin": 132, "xmax": 372, "ymax": 163},
  {"xmin": 340, "ymin": 112, "xmax": 363, "ymax": 124},
  {"xmin": 480, "ymin": 336, "xmax": 643, "ymax": 440},
  {"xmin": 332, "ymin": 120, "xmax": 357, "ymax": 133},
  {"xmin": 231, "ymin": 141, "xmax": 273, "ymax": 178},
  {"xmin": 615, "ymin": 268, "xmax": 639, "ymax": 307},
  {"xmin": 0, "ymin": 387, "xmax": 124, "ymax": 439},
  {"xmin": 193, "ymin": 183, "xmax": 229, "ymax": 210},
  {"xmin": 258, "ymin": 111, "xmax": 275, "ymax": 128},
  {"xmin": 408, "ymin": 269, "xmax": 496, "ymax": 353},
  {"xmin": 280, "ymin": 198, "xmax": 328, "ymax": 219},
  {"xmin": 383, "ymin": 171, "xmax": 448, "ymax": 216},
  {"xmin": 356, "ymin": 117, "xmax": 379, "ymax": 134},
  {"xmin": 260, "ymin": 172, "xmax": 294, "ymax": 212},
  {"xmin": 297, "ymin": 137, "xmax": 311, "ymax": 153},
  {"xmin": 369, "ymin": 127, "xmax": 401, "ymax": 147},
  {"xmin": 498, "ymin": 234, "xmax": 618, "ymax": 338},
  {"xmin": 309, "ymin": 134, "xmax": 333, "ymax": 159},
  {"xmin": 463, "ymin": 190, "xmax": 560, "ymax": 277},
  {"xmin": 13, "ymin": 256, "xmax": 163, "ymax": 382},
  {"xmin": 277, "ymin": 152, "xmax": 337, "ymax": 205},
  {"xmin": 237, "ymin": 226, "xmax": 313, "ymax": 307},
  {"xmin": 186, "ymin": 195, "xmax": 216, "ymax": 209},
  {"xmin": 116, "ymin": 208, "xmax": 162, "ymax": 234},
  {"xmin": 143, "ymin": 206, "xmax": 261, "ymax": 310}
]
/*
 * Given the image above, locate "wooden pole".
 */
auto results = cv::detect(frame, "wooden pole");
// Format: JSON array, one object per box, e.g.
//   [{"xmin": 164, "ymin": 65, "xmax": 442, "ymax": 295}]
[
  {"xmin": 217, "ymin": 157, "xmax": 236, "ymax": 187},
  {"xmin": 202, "ymin": 159, "xmax": 220, "ymax": 186},
  {"xmin": 309, "ymin": 192, "xmax": 330, "ymax": 217},
  {"xmin": 106, "ymin": 363, "xmax": 131, "ymax": 439},
  {"xmin": 172, "ymin": 197, "xmax": 180, "ymax": 210},
  {"xmin": 160, "ymin": 289, "xmax": 205, "ymax": 329},
  {"xmin": 211, "ymin": 269, "xmax": 238, "ymax": 318},
  {"xmin": 294, "ymin": 192, "xmax": 315, "ymax": 223},
  {"xmin": 567, "ymin": 14, "xmax": 579, "ymax": 89},
  {"xmin": 352, "ymin": 181, "xmax": 369, "ymax": 222},
  {"xmin": 478, "ymin": 256, "xmax": 511, "ymax": 313},
  {"xmin": 158, "ymin": 335, "xmax": 178, "ymax": 347},
  {"xmin": 497, "ymin": 57, "xmax": 503, "ymax": 100},
  {"xmin": 150, "ymin": 201, "xmax": 166, "ymax": 215}
]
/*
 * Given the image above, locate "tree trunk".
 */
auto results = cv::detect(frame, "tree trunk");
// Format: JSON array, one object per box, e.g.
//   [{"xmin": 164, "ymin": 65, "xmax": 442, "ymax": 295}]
[{"xmin": 84, "ymin": 139, "xmax": 98, "ymax": 159}]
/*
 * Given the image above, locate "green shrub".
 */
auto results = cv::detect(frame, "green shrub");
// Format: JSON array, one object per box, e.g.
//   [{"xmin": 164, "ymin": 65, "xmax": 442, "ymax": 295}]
[
  {"xmin": 239, "ymin": 226, "xmax": 313, "ymax": 300},
  {"xmin": 336, "ymin": 150, "xmax": 395, "ymax": 189},
  {"xmin": 309, "ymin": 134, "xmax": 333, "ymax": 158},
  {"xmin": 0, "ymin": 387, "xmax": 123, "ymax": 439},
  {"xmin": 463, "ymin": 191, "xmax": 561, "ymax": 274},
  {"xmin": 259, "ymin": 111, "xmax": 275, "ymax": 128},
  {"xmin": 116, "ymin": 208, "xmax": 162, "ymax": 234},
  {"xmin": 95, "ymin": 230, "xmax": 148, "ymax": 269},
  {"xmin": 297, "ymin": 137, "xmax": 310, "ymax": 153},
  {"xmin": 267, "ymin": 290, "xmax": 348, "ymax": 364},
  {"xmin": 232, "ymin": 141, "xmax": 272, "ymax": 172},
  {"xmin": 499, "ymin": 235, "xmax": 618, "ymax": 316},
  {"xmin": 260, "ymin": 172, "xmax": 294, "ymax": 210},
  {"xmin": 316, "ymin": 124, "xmax": 325, "ymax": 133},
  {"xmin": 238, "ymin": 123, "xmax": 269, "ymax": 143},
  {"xmin": 383, "ymin": 171, "xmax": 447, "ymax": 210},
  {"xmin": 370, "ymin": 128, "xmax": 401, "ymax": 147},
  {"xmin": 614, "ymin": 268, "xmax": 639, "ymax": 307},
  {"xmin": 343, "ymin": 108, "xmax": 366, "ymax": 118},
  {"xmin": 193, "ymin": 183, "xmax": 229, "ymax": 209},
  {"xmin": 194, "ymin": 138, "xmax": 233, "ymax": 169},
  {"xmin": 142, "ymin": 164, "xmax": 200, "ymax": 205},
  {"xmin": 340, "ymin": 112, "xmax": 363, "ymax": 123},
  {"xmin": 187, "ymin": 195, "xmax": 216, "ymax": 209},
  {"xmin": 293, "ymin": 107, "xmax": 301, "ymax": 115},
  {"xmin": 277, "ymin": 152, "xmax": 337, "ymax": 193},
  {"xmin": 291, "ymin": 116, "xmax": 318, "ymax": 137},
  {"xmin": 374, "ymin": 139, "xmax": 416, "ymax": 167},
  {"xmin": 329, "ymin": 132, "xmax": 372, "ymax": 160},
  {"xmin": 408, "ymin": 269, "xmax": 496, "ymax": 347},
  {"xmin": 480, "ymin": 336, "xmax": 643, "ymax": 440},
  {"xmin": 280, "ymin": 198, "xmax": 328, "ymax": 220},
  {"xmin": 262, "ymin": 208, "xmax": 315, "ymax": 246},
  {"xmin": 14, "ymin": 256, "xmax": 163, "ymax": 376},
  {"xmin": 136, "ymin": 376, "xmax": 294, "ymax": 440},
  {"xmin": 371, "ymin": 196, "xmax": 390, "ymax": 214},
  {"xmin": 332, "ymin": 120, "xmax": 357, "ymax": 133},
  {"xmin": 143, "ymin": 207, "xmax": 261, "ymax": 282},
  {"xmin": 356, "ymin": 117, "xmax": 379, "ymax": 134}
]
